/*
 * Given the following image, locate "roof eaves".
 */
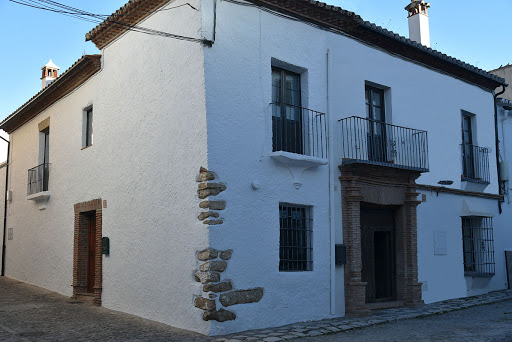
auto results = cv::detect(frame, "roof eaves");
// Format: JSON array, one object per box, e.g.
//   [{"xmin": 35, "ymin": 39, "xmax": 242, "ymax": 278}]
[{"xmin": 0, "ymin": 55, "xmax": 102, "ymax": 133}]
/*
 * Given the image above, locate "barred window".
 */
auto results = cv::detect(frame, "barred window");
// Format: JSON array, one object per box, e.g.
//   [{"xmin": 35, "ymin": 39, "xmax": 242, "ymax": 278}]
[
  {"xmin": 279, "ymin": 203, "xmax": 313, "ymax": 271},
  {"xmin": 462, "ymin": 216, "xmax": 495, "ymax": 277}
]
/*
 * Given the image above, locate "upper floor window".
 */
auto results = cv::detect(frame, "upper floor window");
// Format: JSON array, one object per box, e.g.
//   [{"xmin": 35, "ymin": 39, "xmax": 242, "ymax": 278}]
[
  {"xmin": 461, "ymin": 113, "xmax": 490, "ymax": 184},
  {"xmin": 272, "ymin": 67, "xmax": 303, "ymax": 155},
  {"xmin": 83, "ymin": 107, "xmax": 93, "ymax": 148},
  {"xmin": 365, "ymin": 85, "xmax": 387, "ymax": 163}
]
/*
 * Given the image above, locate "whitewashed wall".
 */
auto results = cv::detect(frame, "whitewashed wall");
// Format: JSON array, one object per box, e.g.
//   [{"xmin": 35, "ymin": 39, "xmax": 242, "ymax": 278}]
[
  {"xmin": 4, "ymin": 0, "xmax": 210, "ymax": 335},
  {"xmin": 203, "ymin": 0, "xmax": 501, "ymax": 335}
]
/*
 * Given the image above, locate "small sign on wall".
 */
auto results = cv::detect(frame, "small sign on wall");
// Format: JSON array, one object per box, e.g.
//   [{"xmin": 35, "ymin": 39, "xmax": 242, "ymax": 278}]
[
  {"xmin": 7, "ymin": 228, "xmax": 13, "ymax": 240},
  {"xmin": 433, "ymin": 231, "xmax": 447, "ymax": 255}
]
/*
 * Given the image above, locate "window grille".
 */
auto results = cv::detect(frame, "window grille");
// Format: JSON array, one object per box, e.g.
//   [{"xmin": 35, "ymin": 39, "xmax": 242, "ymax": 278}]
[
  {"xmin": 279, "ymin": 203, "xmax": 313, "ymax": 271},
  {"xmin": 462, "ymin": 216, "xmax": 495, "ymax": 277}
]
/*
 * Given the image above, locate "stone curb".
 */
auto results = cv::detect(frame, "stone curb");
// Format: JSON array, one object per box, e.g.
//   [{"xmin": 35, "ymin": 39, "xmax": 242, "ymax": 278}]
[{"xmin": 216, "ymin": 290, "xmax": 512, "ymax": 342}]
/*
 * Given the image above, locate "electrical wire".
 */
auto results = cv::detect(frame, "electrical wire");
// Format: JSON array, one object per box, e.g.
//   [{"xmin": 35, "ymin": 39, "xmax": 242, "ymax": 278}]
[{"xmin": 8, "ymin": 0, "xmax": 207, "ymax": 44}]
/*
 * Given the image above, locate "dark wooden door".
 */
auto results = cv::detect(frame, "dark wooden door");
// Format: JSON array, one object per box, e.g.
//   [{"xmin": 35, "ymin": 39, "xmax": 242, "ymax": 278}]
[
  {"xmin": 360, "ymin": 207, "xmax": 396, "ymax": 303},
  {"xmin": 87, "ymin": 214, "xmax": 96, "ymax": 293}
]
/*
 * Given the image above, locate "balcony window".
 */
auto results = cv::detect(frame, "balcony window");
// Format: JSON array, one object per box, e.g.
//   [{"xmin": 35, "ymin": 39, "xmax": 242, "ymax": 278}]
[
  {"xmin": 461, "ymin": 113, "xmax": 490, "ymax": 184},
  {"xmin": 271, "ymin": 68, "xmax": 327, "ymax": 159}
]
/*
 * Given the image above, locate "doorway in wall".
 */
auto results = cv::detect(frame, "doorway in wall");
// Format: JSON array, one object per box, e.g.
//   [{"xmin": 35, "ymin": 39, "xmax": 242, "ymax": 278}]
[
  {"xmin": 73, "ymin": 199, "xmax": 102, "ymax": 305},
  {"xmin": 360, "ymin": 206, "xmax": 396, "ymax": 303}
]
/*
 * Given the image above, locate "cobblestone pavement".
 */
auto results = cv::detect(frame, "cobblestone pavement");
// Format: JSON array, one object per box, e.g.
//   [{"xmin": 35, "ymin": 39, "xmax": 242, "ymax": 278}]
[
  {"xmin": 0, "ymin": 277, "xmax": 214, "ymax": 342},
  {"xmin": 297, "ymin": 301, "xmax": 512, "ymax": 342},
  {"xmin": 218, "ymin": 289, "xmax": 512, "ymax": 342},
  {"xmin": 1, "ymin": 277, "xmax": 511, "ymax": 342}
]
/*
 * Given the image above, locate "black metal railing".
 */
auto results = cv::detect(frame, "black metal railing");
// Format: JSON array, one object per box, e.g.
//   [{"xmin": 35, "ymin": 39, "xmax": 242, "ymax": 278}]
[
  {"xmin": 461, "ymin": 144, "xmax": 490, "ymax": 184},
  {"xmin": 272, "ymin": 103, "xmax": 328, "ymax": 159},
  {"xmin": 339, "ymin": 116, "xmax": 429, "ymax": 171},
  {"xmin": 27, "ymin": 163, "xmax": 50, "ymax": 196}
]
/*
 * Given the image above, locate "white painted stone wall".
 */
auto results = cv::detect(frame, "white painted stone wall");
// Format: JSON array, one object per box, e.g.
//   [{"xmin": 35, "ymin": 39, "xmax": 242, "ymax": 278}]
[
  {"xmin": 203, "ymin": 0, "xmax": 501, "ymax": 335},
  {"xmin": 4, "ymin": 0, "xmax": 210, "ymax": 335}
]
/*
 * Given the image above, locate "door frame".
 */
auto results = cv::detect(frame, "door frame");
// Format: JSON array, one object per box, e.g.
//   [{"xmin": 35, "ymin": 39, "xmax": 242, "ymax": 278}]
[{"xmin": 73, "ymin": 199, "xmax": 103, "ymax": 305}]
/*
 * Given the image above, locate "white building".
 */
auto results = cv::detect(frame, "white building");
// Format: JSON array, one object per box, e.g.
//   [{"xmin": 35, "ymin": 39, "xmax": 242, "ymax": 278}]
[{"xmin": 1, "ymin": 0, "xmax": 510, "ymax": 336}]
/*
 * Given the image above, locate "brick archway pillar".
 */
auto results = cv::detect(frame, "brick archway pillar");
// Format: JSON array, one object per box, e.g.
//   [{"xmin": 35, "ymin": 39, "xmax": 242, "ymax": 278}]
[{"xmin": 340, "ymin": 165, "xmax": 424, "ymax": 315}]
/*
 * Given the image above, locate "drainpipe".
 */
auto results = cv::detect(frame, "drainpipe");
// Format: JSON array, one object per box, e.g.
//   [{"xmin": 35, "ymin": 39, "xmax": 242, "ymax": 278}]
[
  {"xmin": 494, "ymin": 86, "xmax": 506, "ymax": 214},
  {"xmin": 1, "ymin": 136, "xmax": 9, "ymax": 276},
  {"xmin": 327, "ymin": 48, "xmax": 336, "ymax": 315}
]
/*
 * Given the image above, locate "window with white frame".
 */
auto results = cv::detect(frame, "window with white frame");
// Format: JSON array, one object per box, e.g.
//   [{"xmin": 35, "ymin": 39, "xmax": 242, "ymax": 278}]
[
  {"xmin": 279, "ymin": 203, "xmax": 313, "ymax": 271},
  {"xmin": 462, "ymin": 216, "xmax": 495, "ymax": 277}
]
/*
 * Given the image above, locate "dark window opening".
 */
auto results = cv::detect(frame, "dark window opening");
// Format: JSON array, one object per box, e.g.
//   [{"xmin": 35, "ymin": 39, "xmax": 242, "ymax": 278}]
[
  {"xmin": 279, "ymin": 203, "xmax": 312, "ymax": 272},
  {"xmin": 462, "ymin": 216, "xmax": 495, "ymax": 277}
]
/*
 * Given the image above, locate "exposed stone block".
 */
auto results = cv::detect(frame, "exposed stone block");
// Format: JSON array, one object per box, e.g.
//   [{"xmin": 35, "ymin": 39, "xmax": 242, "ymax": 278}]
[
  {"xmin": 219, "ymin": 288, "xmax": 264, "ymax": 307},
  {"xmin": 194, "ymin": 297, "xmax": 216, "ymax": 311},
  {"xmin": 194, "ymin": 271, "xmax": 220, "ymax": 284},
  {"xmin": 199, "ymin": 167, "xmax": 208, "ymax": 173},
  {"xmin": 197, "ymin": 248, "xmax": 218, "ymax": 261},
  {"xmin": 203, "ymin": 219, "xmax": 223, "ymax": 225},
  {"xmin": 198, "ymin": 183, "xmax": 227, "ymax": 191},
  {"xmin": 200, "ymin": 260, "xmax": 228, "ymax": 272},
  {"xmin": 198, "ymin": 211, "xmax": 220, "ymax": 221},
  {"xmin": 199, "ymin": 201, "xmax": 226, "ymax": 210},
  {"xmin": 196, "ymin": 172, "xmax": 216, "ymax": 182},
  {"xmin": 203, "ymin": 281, "xmax": 233, "ymax": 293},
  {"xmin": 220, "ymin": 250, "xmax": 233, "ymax": 260},
  {"xmin": 203, "ymin": 309, "xmax": 236, "ymax": 322},
  {"xmin": 198, "ymin": 189, "xmax": 222, "ymax": 199}
]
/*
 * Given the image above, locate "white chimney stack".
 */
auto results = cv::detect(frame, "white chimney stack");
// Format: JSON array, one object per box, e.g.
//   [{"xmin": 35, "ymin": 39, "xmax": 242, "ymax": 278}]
[
  {"xmin": 405, "ymin": 0, "xmax": 431, "ymax": 48},
  {"xmin": 41, "ymin": 59, "xmax": 60, "ymax": 89}
]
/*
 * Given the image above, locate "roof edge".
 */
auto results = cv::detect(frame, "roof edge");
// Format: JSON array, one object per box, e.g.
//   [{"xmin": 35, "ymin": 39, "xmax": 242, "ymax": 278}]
[{"xmin": 1, "ymin": 55, "xmax": 102, "ymax": 134}]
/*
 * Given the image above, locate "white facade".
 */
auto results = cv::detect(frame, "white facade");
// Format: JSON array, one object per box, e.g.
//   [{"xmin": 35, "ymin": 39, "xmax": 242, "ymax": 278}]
[{"xmin": 1, "ymin": 0, "xmax": 509, "ymax": 337}]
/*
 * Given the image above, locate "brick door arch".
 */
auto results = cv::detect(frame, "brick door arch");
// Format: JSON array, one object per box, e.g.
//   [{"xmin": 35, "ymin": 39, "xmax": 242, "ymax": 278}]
[
  {"xmin": 340, "ymin": 164, "xmax": 423, "ymax": 315},
  {"xmin": 73, "ymin": 199, "xmax": 103, "ymax": 305}
]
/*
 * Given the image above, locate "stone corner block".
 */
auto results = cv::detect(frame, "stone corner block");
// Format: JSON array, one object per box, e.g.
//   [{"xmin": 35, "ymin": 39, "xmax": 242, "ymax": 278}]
[
  {"xmin": 219, "ymin": 288, "xmax": 264, "ymax": 307},
  {"xmin": 197, "ymin": 171, "xmax": 216, "ymax": 182},
  {"xmin": 200, "ymin": 260, "xmax": 228, "ymax": 272},
  {"xmin": 198, "ymin": 211, "xmax": 220, "ymax": 221},
  {"xmin": 203, "ymin": 309, "xmax": 236, "ymax": 322},
  {"xmin": 197, "ymin": 248, "xmax": 218, "ymax": 261},
  {"xmin": 203, "ymin": 219, "xmax": 224, "ymax": 225},
  {"xmin": 220, "ymin": 250, "xmax": 233, "ymax": 260},
  {"xmin": 203, "ymin": 281, "xmax": 233, "ymax": 293},
  {"xmin": 194, "ymin": 271, "xmax": 221, "ymax": 284},
  {"xmin": 199, "ymin": 200, "xmax": 226, "ymax": 210},
  {"xmin": 194, "ymin": 297, "xmax": 216, "ymax": 311}
]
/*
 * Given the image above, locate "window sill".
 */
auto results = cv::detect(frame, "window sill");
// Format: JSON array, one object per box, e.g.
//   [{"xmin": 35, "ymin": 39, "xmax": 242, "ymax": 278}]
[
  {"xmin": 270, "ymin": 151, "xmax": 327, "ymax": 168},
  {"xmin": 81, "ymin": 145, "xmax": 92, "ymax": 150},
  {"xmin": 27, "ymin": 191, "xmax": 51, "ymax": 201},
  {"xmin": 464, "ymin": 272, "xmax": 495, "ymax": 278},
  {"xmin": 270, "ymin": 151, "xmax": 327, "ymax": 189},
  {"xmin": 461, "ymin": 179, "xmax": 490, "ymax": 193}
]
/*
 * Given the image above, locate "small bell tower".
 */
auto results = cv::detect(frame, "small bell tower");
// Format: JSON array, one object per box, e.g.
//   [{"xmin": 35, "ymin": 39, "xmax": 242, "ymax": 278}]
[
  {"xmin": 41, "ymin": 59, "xmax": 60, "ymax": 89},
  {"xmin": 405, "ymin": 0, "xmax": 431, "ymax": 48}
]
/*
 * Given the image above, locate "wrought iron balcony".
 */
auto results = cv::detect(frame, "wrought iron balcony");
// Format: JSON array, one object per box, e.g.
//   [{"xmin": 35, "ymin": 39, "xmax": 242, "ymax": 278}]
[
  {"xmin": 272, "ymin": 103, "xmax": 328, "ymax": 159},
  {"xmin": 339, "ymin": 117, "xmax": 429, "ymax": 172},
  {"xmin": 461, "ymin": 144, "xmax": 490, "ymax": 184},
  {"xmin": 27, "ymin": 163, "xmax": 50, "ymax": 196}
]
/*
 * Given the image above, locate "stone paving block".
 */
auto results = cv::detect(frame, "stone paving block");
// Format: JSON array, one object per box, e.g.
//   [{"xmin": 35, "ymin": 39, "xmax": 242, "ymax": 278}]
[
  {"xmin": 306, "ymin": 330, "xmax": 323, "ymax": 336},
  {"xmin": 263, "ymin": 337, "xmax": 283, "ymax": 342},
  {"xmin": 281, "ymin": 335, "xmax": 299, "ymax": 340}
]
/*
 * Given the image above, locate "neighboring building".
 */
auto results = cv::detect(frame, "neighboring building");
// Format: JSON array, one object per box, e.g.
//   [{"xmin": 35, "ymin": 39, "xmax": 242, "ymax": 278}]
[
  {"xmin": 491, "ymin": 64, "xmax": 512, "ymax": 101},
  {"xmin": 0, "ymin": 0, "xmax": 509, "ymax": 336}
]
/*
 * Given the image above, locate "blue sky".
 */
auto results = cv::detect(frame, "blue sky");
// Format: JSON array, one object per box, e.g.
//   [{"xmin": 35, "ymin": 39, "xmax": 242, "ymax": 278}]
[{"xmin": 1, "ymin": 0, "xmax": 511, "ymax": 120}]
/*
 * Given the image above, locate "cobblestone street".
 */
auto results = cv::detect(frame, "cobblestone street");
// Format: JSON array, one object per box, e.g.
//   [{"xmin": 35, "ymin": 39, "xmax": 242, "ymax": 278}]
[{"xmin": 0, "ymin": 277, "xmax": 511, "ymax": 342}]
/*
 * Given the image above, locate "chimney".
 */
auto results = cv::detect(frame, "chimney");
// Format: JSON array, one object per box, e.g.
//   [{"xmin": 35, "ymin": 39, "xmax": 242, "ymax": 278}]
[
  {"xmin": 41, "ymin": 59, "xmax": 60, "ymax": 89},
  {"xmin": 405, "ymin": 1, "xmax": 431, "ymax": 48}
]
